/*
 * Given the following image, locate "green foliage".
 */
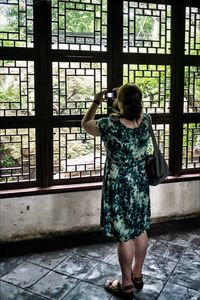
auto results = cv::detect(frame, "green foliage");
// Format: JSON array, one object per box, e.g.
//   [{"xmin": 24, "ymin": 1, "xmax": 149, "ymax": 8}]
[
  {"xmin": 136, "ymin": 77, "xmax": 158, "ymax": 98},
  {"xmin": 52, "ymin": 4, "xmax": 97, "ymax": 35},
  {"xmin": 1, "ymin": 155, "xmax": 16, "ymax": 167},
  {"xmin": 66, "ymin": 10, "xmax": 94, "ymax": 33},
  {"xmin": 0, "ymin": 5, "xmax": 18, "ymax": 33},
  {"xmin": 0, "ymin": 84, "xmax": 20, "ymax": 103},
  {"xmin": 67, "ymin": 76, "xmax": 94, "ymax": 101},
  {"xmin": 0, "ymin": 2, "xmax": 33, "ymax": 46},
  {"xmin": 194, "ymin": 77, "xmax": 200, "ymax": 100},
  {"xmin": 136, "ymin": 16, "xmax": 159, "ymax": 40},
  {"xmin": 184, "ymin": 67, "xmax": 200, "ymax": 112},
  {"xmin": 0, "ymin": 145, "xmax": 16, "ymax": 168},
  {"xmin": 126, "ymin": 72, "xmax": 160, "ymax": 103},
  {"xmin": 183, "ymin": 124, "xmax": 200, "ymax": 162},
  {"xmin": 1, "ymin": 2, "xmax": 199, "ymax": 173},
  {"xmin": 67, "ymin": 140, "xmax": 93, "ymax": 159}
]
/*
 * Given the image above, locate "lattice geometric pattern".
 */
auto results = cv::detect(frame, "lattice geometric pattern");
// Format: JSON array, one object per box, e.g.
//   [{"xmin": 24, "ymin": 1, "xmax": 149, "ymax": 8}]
[
  {"xmin": 184, "ymin": 66, "xmax": 200, "ymax": 113},
  {"xmin": 123, "ymin": 1, "xmax": 171, "ymax": 54},
  {"xmin": 182, "ymin": 123, "xmax": 200, "ymax": 169},
  {"xmin": 0, "ymin": 128, "xmax": 36, "ymax": 183},
  {"xmin": 150, "ymin": 124, "xmax": 170, "ymax": 164},
  {"xmin": 0, "ymin": 60, "xmax": 35, "ymax": 117},
  {"xmin": 185, "ymin": 7, "xmax": 200, "ymax": 55},
  {"xmin": 51, "ymin": 0, "xmax": 107, "ymax": 51},
  {"xmin": 123, "ymin": 64, "xmax": 171, "ymax": 113},
  {"xmin": 53, "ymin": 127, "xmax": 105, "ymax": 179},
  {"xmin": 52, "ymin": 62, "xmax": 107, "ymax": 115},
  {"xmin": 0, "ymin": 0, "xmax": 33, "ymax": 47}
]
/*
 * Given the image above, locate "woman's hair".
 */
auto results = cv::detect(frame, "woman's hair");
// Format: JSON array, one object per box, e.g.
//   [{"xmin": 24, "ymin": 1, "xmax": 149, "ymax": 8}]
[{"xmin": 114, "ymin": 83, "xmax": 143, "ymax": 121}]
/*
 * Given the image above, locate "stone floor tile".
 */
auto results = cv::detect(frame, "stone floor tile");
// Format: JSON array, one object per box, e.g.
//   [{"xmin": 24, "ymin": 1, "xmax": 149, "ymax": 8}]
[
  {"xmin": 105, "ymin": 255, "xmax": 119, "ymax": 266},
  {"xmin": 158, "ymin": 232, "xmax": 195, "ymax": 247},
  {"xmin": 148, "ymin": 240, "xmax": 185, "ymax": 262},
  {"xmin": 143, "ymin": 254, "xmax": 177, "ymax": 281},
  {"xmin": 27, "ymin": 249, "xmax": 73, "ymax": 269},
  {"xmin": 184, "ymin": 229, "xmax": 200, "ymax": 237},
  {"xmin": 186, "ymin": 289, "xmax": 200, "ymax": 299},
  {"xmin": 194, "ymin": 228, "xmax": 200, "ymax": 236},
  {"xmin": 102, "ymin": 247, "xmax": 118, "ymax": 266},
  {"xmin": 74, "ymin": 243, "xmax": 115, "ymax": 261},
  {"xmin": 85, "ymin": 261, "xmax": 121, "ymax": 286},
  {"xmin": 194, "ymin": 249, "xmax": 200, "ymax": 257},
  {"xmin": 0, "ymin": 281, "xmax": 46, "ymax": 300},
  {"xmin": 147, "ymin": 240, "xmax": 169, "ymax": 258},
  {"xmin": 166, "ymin": 243, "xmax": 186, "ymax": 262},
  {"xmin": 147, "ymin": 240, "xmax": 156, "ymax": 251},
  {"xmin": 109, "ymin": 276, "xmax": 165, "ymax": 300},
  {"xmin": 28, "ymin": 270, "xmax": 79, "ymax": 300},
  {"xmin": 133, "ymin": 275, "xmax": 165, "ymax": 300},
  {"xmin": 0, "ymin": 255, "xmax": 30, "ymax": 277},
  {"xmin": 1, "ymin": 261, "xmax": 49, "ymax": 288},
  {"xmin": 148, "ymin": 238, "xmax": 157, "ymax": 244},
  {"xmin": 62, "ymin": 281, "xmax": 111, "ymax": 300},
  {"xmin": 188, "ymin": 237, "xmax": 200, "ymax": 255},
  {"xmin": 169, "ymin": 262, "xmax": 200, "ymax": 291},
  {"xmin": 54, "ymin": 253, "xmax": 99, "ymax": 279},
  {"xmin": 179, "ymin": 250, "xmax": 200, "ymax": 268},
  {"xmin": 158, "ymin": 282, "xmax": 200, "ymax": 300},
  {"xmin": 1, "ymin": 227, "xmax": 200, "ymax": 300}
]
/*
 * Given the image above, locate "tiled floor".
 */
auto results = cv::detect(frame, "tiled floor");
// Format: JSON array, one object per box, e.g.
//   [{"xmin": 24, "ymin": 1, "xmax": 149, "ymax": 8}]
[{"xmin": 0, "ymin": 228, "xmax": 200, "ymax": 300}]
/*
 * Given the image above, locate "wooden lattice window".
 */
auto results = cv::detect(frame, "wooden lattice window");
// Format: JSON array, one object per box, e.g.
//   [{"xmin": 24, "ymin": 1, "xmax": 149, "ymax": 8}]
[{"xmin": 0, "ymin": 0, "xmax": 199, "ymax": 192}]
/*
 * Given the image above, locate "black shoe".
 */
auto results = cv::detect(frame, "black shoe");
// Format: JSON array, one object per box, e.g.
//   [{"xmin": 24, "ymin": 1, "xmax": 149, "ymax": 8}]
[{"xmin": 132, "ymin": 275, "xmax": 144, "ymax": 290}]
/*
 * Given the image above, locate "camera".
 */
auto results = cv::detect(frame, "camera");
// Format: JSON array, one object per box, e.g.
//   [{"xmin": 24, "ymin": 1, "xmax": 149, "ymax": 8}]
[{"xmin": 105, "ymin": 90, "xmax": 117, "ymax": 99}]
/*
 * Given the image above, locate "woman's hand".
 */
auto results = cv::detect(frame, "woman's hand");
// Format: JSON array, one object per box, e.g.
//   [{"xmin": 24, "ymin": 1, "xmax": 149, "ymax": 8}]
[
  {"xmin": 94, "ymin": 90, "xmax": 106, "ymax": 103},
  {"xmin": 113, "ymin": 87, "xmax": 120, "ymax": 98},
  {"xmin": 81, "ymin": 90, "xmax": 106, "ymax": 136},
  {"xmin": 112, "ymin": 87, "xmax": 120, "ymax": 109}
]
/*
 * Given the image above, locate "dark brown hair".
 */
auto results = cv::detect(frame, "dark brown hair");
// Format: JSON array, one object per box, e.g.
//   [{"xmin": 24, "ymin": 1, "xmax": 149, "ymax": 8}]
[{"xmin": 117, "ymin": 83, "xmax": 143, "ymax": 121}]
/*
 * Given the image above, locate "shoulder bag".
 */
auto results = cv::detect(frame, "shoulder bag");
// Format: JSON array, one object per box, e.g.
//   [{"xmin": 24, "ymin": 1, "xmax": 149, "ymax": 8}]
[{"xmin": 145, "ymin": 114, "xmax": 170, "ymax": 186}]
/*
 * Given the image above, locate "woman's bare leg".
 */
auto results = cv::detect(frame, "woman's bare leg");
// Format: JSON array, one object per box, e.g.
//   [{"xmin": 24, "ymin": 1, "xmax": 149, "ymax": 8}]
[
  {"xmin": 117, "ymin": 240, "xmax": 134, "ymax": 286},
  {"xmin": 107, "ymin": 232, "xmax": 147, "ymax": 290},
  {"xmin": 132, "ymin": 231, "xmax": 148, "ymax": 277}
]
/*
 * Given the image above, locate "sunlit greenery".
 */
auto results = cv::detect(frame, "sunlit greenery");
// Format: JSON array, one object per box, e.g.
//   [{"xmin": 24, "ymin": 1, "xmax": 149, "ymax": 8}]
[
  {"xmin": 0, "ymin": 2, "xmax": 33, "ymax": 47},
  {"xmin": 1, "ymin": 2, "xmax": 199, "ymax": 182},
  {"xmin": 135, "ymin": 16, "xmax": 160, "ymax": 41}
]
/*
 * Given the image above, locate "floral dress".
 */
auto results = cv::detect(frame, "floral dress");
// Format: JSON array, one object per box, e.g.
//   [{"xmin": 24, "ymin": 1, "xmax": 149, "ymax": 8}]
[{"xmin": 96, "ymin": 115, "xmax": 151, "ymax": 242}]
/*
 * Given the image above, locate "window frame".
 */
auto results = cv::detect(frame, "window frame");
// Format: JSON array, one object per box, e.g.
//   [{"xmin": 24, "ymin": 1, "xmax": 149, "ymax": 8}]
[{"xmin": 0, "ymin": 0, "xmax": 200, "ymax": 194}]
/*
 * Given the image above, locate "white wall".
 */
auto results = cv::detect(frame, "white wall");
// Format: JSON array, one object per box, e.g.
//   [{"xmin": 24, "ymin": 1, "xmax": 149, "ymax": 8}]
[{"xmin": 0, "ymin": 180, "xmax": 200, "ymax": 242}]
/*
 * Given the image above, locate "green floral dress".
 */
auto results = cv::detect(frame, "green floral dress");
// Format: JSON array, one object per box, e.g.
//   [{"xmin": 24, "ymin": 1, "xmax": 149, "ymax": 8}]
[{"xmin": 96, "ymin": 115, "xmax": 151, "ymax": 242}]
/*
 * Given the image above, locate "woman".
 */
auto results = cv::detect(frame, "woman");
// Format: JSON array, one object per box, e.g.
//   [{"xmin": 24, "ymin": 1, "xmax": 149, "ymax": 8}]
[{"xmin": 82, "ymin": 83, "xmax": 151, "ymax": 299}]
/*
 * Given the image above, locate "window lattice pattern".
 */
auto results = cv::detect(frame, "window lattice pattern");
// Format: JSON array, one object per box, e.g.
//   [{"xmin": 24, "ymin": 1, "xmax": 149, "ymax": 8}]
[
  {"xmin": 0, "ymin": 128, "xmax": 36, "ymax": 184},
  {"xmin": 123, "ymin": 2, "xmax": 171, "ymax": 54},
  {"xmin": 53, "ymin": 127, "xmax": 105, "ymax": 180},
  {"xmin": 185, "ymin": 7, "xmax": 200, "ymax": 55},
  {"xmin": 123, "ymin": 64, "xmax": 171, "ymax": 113},
  {"xmin": 52, "ymin": 62, "xmax": 107, "ymax": 116},
  {"xmin": 182, "ymin": 123, "xmax": 200, "ymax": 169},
  {"xmin": 150, "ymin": 124, "xmax": 170, "ymax": 164},
  {"xmin": 184, "ymin": 66, "xmax": 200, "ymax": 113},
  {"xmin": 0, "ymin": 60, "xmax": 35, "ymax": 117},
  {"xmin": 0, "ymin": 0, "xmax": 33, "ymax": 48},
  {"xmin": 51, "ymin": 0, "xmax": 107, "ymax": 51}
]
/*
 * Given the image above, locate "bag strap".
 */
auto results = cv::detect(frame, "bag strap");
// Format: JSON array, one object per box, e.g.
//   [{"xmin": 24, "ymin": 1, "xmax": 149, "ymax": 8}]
[{"xmin": 144, "ymin": 113, "xmax": 159, "ymax": 152}]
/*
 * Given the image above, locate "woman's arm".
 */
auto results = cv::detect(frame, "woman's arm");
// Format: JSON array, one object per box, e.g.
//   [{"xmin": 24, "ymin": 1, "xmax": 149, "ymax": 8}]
[{"xmin": 81, "ymin": 90, "xmax": 105, "ymax": 136}]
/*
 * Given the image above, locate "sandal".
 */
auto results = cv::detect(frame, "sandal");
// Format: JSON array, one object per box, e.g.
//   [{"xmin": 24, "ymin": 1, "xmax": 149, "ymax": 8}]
[
  {"xmin": 104, "ymin": 279, "xmax": 134, "ymax": 299},
  {"xmin": 132, "ymin": 274, "xmax": 144, "ymax": 290}
]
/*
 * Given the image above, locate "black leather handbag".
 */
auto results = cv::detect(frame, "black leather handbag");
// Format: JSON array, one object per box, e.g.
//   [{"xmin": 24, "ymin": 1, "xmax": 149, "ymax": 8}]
[{"xmin": 145, "ymin": 114, "xmax": 170, "ymax": 186}]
